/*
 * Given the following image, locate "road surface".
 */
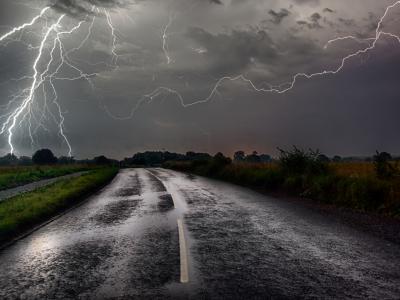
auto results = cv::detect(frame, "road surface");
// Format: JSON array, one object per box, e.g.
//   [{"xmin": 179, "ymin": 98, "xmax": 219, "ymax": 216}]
[{"xmin": 0, "ymin": 168, "xmax": 399, "ymax": 299}]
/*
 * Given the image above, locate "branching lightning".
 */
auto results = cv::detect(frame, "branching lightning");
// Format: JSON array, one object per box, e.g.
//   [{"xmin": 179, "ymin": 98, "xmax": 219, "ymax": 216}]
[
  {"xmin": 104, "ymin": 1, "xmax": 400, "ymax": 121},
  {"xmin": 0, "ymin": 1, "xmax": 399, "ymax": 155},
  {"xmin": 104, "ymin": 9, "xmax": 120, "ymax": 66},
  {"xmin": 0, "ymin": 5, "xmax": 121, "ymax": 156},
  {"xmin": 0, "ymin": 7, "xmax": 50, "ymax": 42}
]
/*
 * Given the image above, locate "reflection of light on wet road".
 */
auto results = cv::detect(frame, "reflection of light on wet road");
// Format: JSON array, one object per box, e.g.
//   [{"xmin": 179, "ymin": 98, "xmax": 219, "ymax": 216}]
[
  {"xmin": 145, "ymin": 169, "xmax": 191, "ymax": 283},
  {"xmin": 0, "ymin": 168, "xmax": 399, "ymax": 298},
  {"xmin": 28, "ymin": 235, "xmax": 60, "ymax": 253}
]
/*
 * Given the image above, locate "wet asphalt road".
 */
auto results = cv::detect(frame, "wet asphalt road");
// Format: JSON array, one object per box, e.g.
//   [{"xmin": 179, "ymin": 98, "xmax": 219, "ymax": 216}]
[{"xmin": 0, "ymin": 168, "xmax": 400, "ymax": 299}]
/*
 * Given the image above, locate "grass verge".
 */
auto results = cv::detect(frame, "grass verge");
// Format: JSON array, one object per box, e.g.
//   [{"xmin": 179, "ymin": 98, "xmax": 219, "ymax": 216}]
[
  {"xmin": 0, "ymin": 167, "xmax": 118, "ymax": 245},
  {"xmin": 164, "ymin": 158, "xmax": 400, "ymax": 218},
  {"xmin": 0, "ymin": 165, "xmax": 95, "ymax": 191}
]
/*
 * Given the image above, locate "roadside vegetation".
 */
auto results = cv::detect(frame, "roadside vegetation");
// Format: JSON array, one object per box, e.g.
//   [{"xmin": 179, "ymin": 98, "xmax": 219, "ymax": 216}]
[
  {"xmin": 164, "ymin": 148, "xmax": 400, "ymax": 218},
  {"xmin": 0, "ymin": 148, "xmax": 120, "ymax": 191},
  {"xmin": 0, "ymin": 167, "xmax": 118, "ymax": 245},
  {"xmin": 0, "ymin": 165, "xmax": 93, "ymax": 191}
]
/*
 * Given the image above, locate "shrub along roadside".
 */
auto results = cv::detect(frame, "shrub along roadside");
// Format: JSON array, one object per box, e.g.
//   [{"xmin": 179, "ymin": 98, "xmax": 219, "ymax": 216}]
[
  {"xmin": 0, "ymin": 167, "xmax": 118, "ymax": 245},
  {"xmin": 164, "ymin": 149, "xmax": 400, "ymax": 218}
]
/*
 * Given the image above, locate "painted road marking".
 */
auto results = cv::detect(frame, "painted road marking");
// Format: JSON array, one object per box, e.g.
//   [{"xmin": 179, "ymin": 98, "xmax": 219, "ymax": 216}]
[{"xmin": 177, "ymin": 218, "xmax": 189, "ymax": 283}]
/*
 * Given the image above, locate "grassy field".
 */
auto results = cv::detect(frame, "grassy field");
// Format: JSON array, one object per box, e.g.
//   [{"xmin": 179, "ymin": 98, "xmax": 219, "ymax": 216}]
[
  {"xmin": 0, "ymin": 167, "xmax": 118, "ymax": 245},
  {"xmin": 165, "ymin": 158, "xmax": 400, "ymax": 218},
  {"xmin": 0, "ymin": 164, "xmax": 94, "ymax": 191}
]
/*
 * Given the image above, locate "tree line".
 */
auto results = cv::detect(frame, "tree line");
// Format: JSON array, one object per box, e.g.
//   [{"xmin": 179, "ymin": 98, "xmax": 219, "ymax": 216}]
[{"xmin": 0, "ymin": 148, "xmax": 398, "ymax": 177}]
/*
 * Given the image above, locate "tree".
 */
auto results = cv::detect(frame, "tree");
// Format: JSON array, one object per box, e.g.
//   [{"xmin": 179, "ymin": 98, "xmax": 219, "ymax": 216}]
[
  {"xmin": 58, "ymin": 156, "xmax": 75, "ymax": 164},
  {"xmin": 373, "ymin": 151, "xmax": 395, "ymax": 178},
  {"xmin": 234, "ymin": 151, "xmax": 245, "ymax": 162},
  {"xmin": 0, "ymin": 153, "xmax": 19, "ymax": 166},
  {"xmin": 94, "ymin": 155, "xmax": 111, "ymax": 165},
  {"xmin": 259, "ymin": 154, "xmax": 272, "ymax": 163},
  {"xmin": 317, "ymin": 154, "xmax": 330, "ymax": 163},
  {"xmin": 213, "ymin": 152, "xmax": 232, "ymax": 167},
  {"xmin": 32, "ymin": 149, "xmax": 57, "ymax": 165},
  {"xmin": 18, "ymin": 156, "xmax": 32, "ymax": 165},
  {"xmin": 278, "ymin": 146, "xmax": 328, "ymax": 176},
  {"xmin": 246, "ymin": 151, "xmax": 261, "ymax": 163}
]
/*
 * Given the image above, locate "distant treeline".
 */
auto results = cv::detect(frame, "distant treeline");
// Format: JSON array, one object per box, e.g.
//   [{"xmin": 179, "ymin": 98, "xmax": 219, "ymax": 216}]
[
  {"xmin": 1, "ymin": 148, "xmax": 399, "ymax": 167},
  {"xmin": 0, "ymin": 149, "xmax": 119, "ymax": 166}
]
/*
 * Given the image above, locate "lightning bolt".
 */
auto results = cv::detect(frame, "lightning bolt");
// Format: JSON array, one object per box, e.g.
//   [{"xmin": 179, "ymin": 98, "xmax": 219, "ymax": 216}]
[
  {"xmin": 104, "ymin": 0, "xmax": 400, "ymax": 121},
  {"xmin": 104, "ymin": 9, "xmax": 120, "ymax": 66},
  {"xmin": 162, "ymin": 13, "xmax": 175, "ymax": 65},
  {"xmin": 0, "ymin": 7, "xmax": 50, "ymax": 42},
  {"xmin": 1, "ymin": 1, "xmax": 399, "ymax": 155},
  {"xmin": 0, "ymin": 5, "xmax": 116, "ymax": 156},
  {"xmin": 0, "ymin": 14, "xmax": 65, "ymax": 154},
  {"xmin": 0, "ymin": 0, "xmax": 130, "ymax": 156}
]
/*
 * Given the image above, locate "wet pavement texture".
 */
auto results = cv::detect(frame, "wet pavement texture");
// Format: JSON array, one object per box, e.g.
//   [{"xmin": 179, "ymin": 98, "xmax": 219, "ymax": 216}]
[{"xmin": 0, "ymin": 168, "xmax": 399, "ymax": 299}]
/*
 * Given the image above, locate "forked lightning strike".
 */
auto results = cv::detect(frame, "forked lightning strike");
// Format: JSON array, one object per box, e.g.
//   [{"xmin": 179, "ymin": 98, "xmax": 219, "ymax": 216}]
[
  {"xmin": 0, "ymin": 5, "xmax": 120, "ymax": 156},
  {"xmin": 0, "ymin": 7, "xmax": 50, "ymax": 42},
  {"xmin": 105, "ymin": 0, "xmax": 400, "ymax": 121},
  {"xmin": 1, "ymin": 1, "xmax": 399, "ymax": 154},
  {"xmin": 157, "ymin": 2, "xmax": 400, "ymax": 102}
]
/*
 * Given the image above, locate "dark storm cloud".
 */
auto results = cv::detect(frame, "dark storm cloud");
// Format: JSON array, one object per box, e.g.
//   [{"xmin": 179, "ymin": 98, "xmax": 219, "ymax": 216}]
[
  {"xmin": 323, "ymin": 8, "xmax": 335, "ymax": 13},
  {"xmin": 269, "ymin": 9, "xmax": 291, "ymax": 25},
  {"xmin": 0, "ymin": 0, "xmax": 399, "ymax": 158},
  {"xmin": 337, "ymin": 17, "xmax": 355, "ymax": 27},
  {"xmin": 208, "ymin": 0, "xmax": 223, "ymax": 4},
  {"xmin": 292, "ymin": 0, "xmax": 319, "ymax": 5},
  {"xmin": 297, "ymin": 12, "xmax": 323, "ymax": 29},
  {"xmin": 50, "ymin": 0, "xmax": 128, "ymax": 16},
  {"xmin": 186, "ymin": 27, "xmax": 279, "ymax": 75}
]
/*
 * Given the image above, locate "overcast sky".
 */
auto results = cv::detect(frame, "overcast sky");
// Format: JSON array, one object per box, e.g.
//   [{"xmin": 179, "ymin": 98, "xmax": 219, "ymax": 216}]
[{"xmin": 0, "ymin": 0, "xmax": 399, "ymax": 158}]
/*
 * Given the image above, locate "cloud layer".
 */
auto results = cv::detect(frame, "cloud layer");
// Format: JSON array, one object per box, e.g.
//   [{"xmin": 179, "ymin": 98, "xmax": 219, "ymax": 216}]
[{"xmin": 0, "ymin": 0, "xmax": 399, "ymax": 158}]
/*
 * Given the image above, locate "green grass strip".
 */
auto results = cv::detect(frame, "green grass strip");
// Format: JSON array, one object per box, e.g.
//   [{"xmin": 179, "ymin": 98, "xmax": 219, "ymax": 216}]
[
  {"xmin": 0, "ymin": 167, "xmax": 118, "ymax": 245},
  {"xmin": 0, "ymin": 165, "xmax": 95, "ymax": 191}
]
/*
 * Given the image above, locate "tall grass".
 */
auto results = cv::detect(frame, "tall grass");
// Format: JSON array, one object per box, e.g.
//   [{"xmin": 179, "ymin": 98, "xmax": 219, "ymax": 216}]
[
  {"xmin": 0, "ymin": 167, "xmax": 118, "ymax": 245},
  {"xmin": 164, "ymin": 153, "xmax": 400, "ymax": 218},
  {"xmin": 0, "ymin": 164, "xmax": 93, "ymax": 191}
]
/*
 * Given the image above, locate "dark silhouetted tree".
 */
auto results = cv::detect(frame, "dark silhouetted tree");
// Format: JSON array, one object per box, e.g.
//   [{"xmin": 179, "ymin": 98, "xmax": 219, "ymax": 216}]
[
  {"xmin": 332, "ymin": 155, "xmax": 342, "ymax": 162},
  {"xmin": 58, "ymin": 156, "xmax": 75, "ymax": 164},
  {"xmin": 373, "ymin": 151, "xmax": 395, "ymax": 178},
  {"xmin": 0, "ymin": 153, "xmax": 19, "ymax": 166},
  {"xmin": 32, "ymin": 149, "xmax": 57, "ymax": 165},
  {"xmin": 94, "ymin": 155, "xmax": 111, "ymax": 165},
  {"xmin": 234, "ymin": 151, "xmax": 245, "ymax": 162},
  {"xmin": 317, "ymin": 154, "xmax": 330, "ymax": 162},
  {"xmin": 246, "ymin": 151, "xmax": 261, "ymax": 163},
  {"xmin": 259, "ymin": 154, "xmax": 272, "ymax": 163},
  {"xmin": 18, "ymin": 156, "xmax": 32, "ymax": 165}
]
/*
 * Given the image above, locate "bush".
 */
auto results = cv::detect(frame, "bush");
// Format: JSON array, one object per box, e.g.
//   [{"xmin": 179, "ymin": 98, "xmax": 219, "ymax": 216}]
[
  {"xmin": 336, "ymin": 177, "xmax": 390, "ymax": 211},
  {"xmin": 164, "ymin": 148, "xmax": 400, "ymax": 217},
  {"xmin": 278, "ymin": 146, "xmax": 328, "ymax": 176},
  {"xmin": 373, "ymin": 151, "xmax": 396, "ymax": 179}
]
